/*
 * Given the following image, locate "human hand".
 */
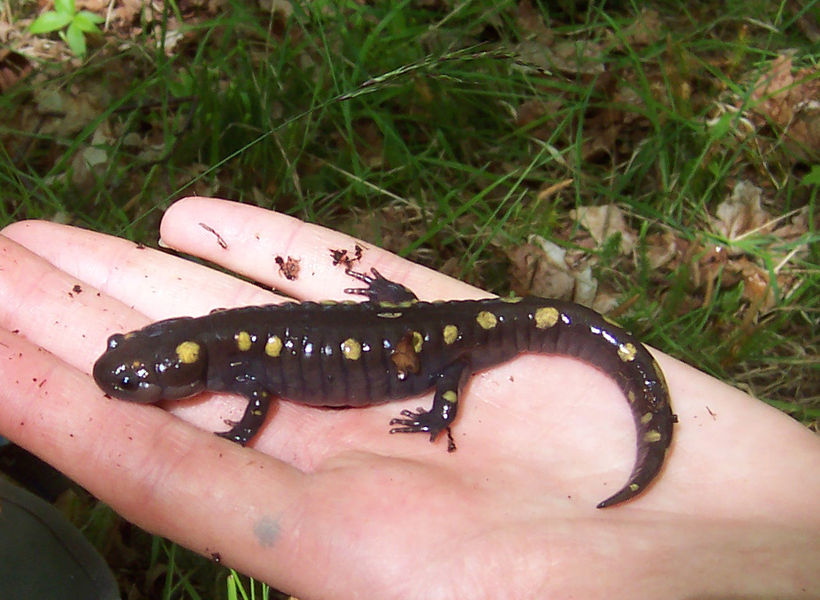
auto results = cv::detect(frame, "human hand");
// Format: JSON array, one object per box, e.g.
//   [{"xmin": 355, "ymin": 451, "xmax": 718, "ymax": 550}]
[{"xmin": 0, "ymin": 198, "xmax": 817, "ymax": 599}]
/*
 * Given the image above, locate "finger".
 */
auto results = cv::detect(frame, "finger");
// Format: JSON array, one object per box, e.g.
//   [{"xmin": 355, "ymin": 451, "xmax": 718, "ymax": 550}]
[
  {"xmin": 159, "ymin": 197, "xmax": 492, "ymax": 301},
  {"xmin": 0, "ymin": 233, "xmax": 138, "ymax": 370},
  {"xmin": 0, "ymin": 234, "xmax": 241, "ymax": 433},
  {"xmin": 1, "ymin": 221, "xmax": 279, "ymax": 320}
]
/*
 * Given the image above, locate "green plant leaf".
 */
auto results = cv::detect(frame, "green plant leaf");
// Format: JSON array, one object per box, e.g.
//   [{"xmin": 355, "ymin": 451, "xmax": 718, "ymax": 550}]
[
  {"xmin": 707, "ymin": 112, "xmax": 733, "ymax": 143},
  {"xmin": 801, "ymin": 164, "xmax": 820, "ymax": 186},
  {"xmin": 29, "ymin": 11, "xmax": 73, "ymax": 33},
  {"xmin": 64, "ymin": 21, "xmax": 87, "ymax": 56},
  {"xmin": 54, "ymin": 0, "xmax": 75, "ymax": 16},
  {"xmin": 169, "ymin": 71, "xmax": 194, "ymax": 97},
  {"xmin": 73, "ymin": 11, "xmax": 105, "ymax": 33}
]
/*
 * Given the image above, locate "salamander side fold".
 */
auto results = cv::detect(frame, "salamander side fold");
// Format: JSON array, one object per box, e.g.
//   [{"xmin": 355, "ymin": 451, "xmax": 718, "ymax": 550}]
[{"xmin": 93, "ymin": 267, "xmax": 675, "ymax": 508}]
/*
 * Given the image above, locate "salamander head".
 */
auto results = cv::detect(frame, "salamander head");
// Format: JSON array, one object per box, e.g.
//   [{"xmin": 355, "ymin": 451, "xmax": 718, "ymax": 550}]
[{"xmin": 93, "ymin": 328, "xmax": 208, "ymax": 404}]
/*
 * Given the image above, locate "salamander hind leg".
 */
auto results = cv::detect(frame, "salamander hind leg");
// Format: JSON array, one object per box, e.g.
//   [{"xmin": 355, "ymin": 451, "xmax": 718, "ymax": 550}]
[
  {"xmin": 344, "ymin": 268, "xmax": 419, "ymax": 304},
  {"xmin": 215, "ymin": 387, "xmax": 273, "ymax": 446},
  {"xmin": 389, "ymin": 359, "xmax": 470, "ymax": 452}
]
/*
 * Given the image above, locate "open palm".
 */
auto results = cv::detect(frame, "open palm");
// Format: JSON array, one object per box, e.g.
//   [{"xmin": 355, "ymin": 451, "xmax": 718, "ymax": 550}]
[{"xmin": 0, "ymin": 198, "xmax": 817, "ymax": 599}]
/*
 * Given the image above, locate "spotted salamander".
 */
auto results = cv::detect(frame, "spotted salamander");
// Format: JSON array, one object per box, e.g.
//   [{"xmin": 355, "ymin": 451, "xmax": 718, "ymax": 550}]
[{"xmin": 93, "ymin": 268, "xmax": 674, "ymax": 508}]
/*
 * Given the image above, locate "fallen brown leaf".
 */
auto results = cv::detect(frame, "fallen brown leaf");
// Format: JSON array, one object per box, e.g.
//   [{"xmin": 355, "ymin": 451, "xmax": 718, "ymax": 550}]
[
  {"xmin": 571, "ymin": 204, "xmax": 637, "ymax": 254},
  {"xmin": 619, "ymin": 8, "xmax": 663, "ymax": 48},
  {"xmin": 0, "ymin": 49, "xmax": 32, "ymax": 93},
  {"xmin": 749, "ymin": 54, "xmax": 820, "ymax": 161},
  {"xmin": 507, "ymin": 240, "xmax": 577, "ymax": 300},
  {"xmin": 711, "ymin": 179, "xmax": 772, "ymax": 242}
]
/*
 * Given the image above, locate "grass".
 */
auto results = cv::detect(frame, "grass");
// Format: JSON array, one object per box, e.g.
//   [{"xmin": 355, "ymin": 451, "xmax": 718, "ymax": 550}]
[{"xmin": 2, "ymin": 0, "xmax": 819, "ymax": 596}]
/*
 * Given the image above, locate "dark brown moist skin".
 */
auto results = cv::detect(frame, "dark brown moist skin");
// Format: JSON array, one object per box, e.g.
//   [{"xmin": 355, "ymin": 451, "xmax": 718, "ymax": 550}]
[{"xmin": 93, "ymin": 269, "xmax": 674, "ymax": 508}]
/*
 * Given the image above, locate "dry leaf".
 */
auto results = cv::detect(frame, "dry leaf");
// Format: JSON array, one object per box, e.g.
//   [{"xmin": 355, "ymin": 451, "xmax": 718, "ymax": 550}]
[
  {"xmin": 258, "ymin": 0, "xmax": 293, "ymax": 17},
  {"xmin": 687, "ymin": 180, "xmax": 810, "ymax": 318},
  {"xmin": 573, "ymin": 264, "xmax": 598, "ymax": 307},
  {"xmin": 687, "ymin": 243, "xmax": 738, "ymax": 306},
  {"xmin": 516, "ymin": 0, "xmax": 552, "ymax": 44},
  {"xmin": 71, "ymin": 123, "xmax": 114, "ymax": 186},
  {"xmin": 621, "ymin": 8, "xmax": 662, "ymax": 47},
  {"xmin": 507, "ymin": 235, "xmax": 603, "ymax": 305},
  {"xmin": 711, "ymin": 180, "xmax": 772, "ymax": 242},
  {"xmin": 749, "ymin": 54, "xmax": 820, "ymax": 161},
  {"xmin": 507, "ymin": 241, "xmax": 576, "ymax": 300},
  {"xmin": 738, "ymin": 260, "xmax": 776, "ymax": 313},
  {"xmin": 76, "ymin": 0, "xmax": 109, "ymax": 11},
  {"xmin": 571, "ymin": 204, "xmax": 636, "ymax": 254},
  {"xmin": 644, "ymin": 231, "xmax": 679, "ymax": 270},
  {"xmin": 772, "ymin": 206, "xmax": 810, "ymax": 241},
  {"xmin": 549, "ymin": 39, "xmax": 605, "ymax": 75},
  {"xmin": 35, "ymin": 87, "xmax": 105, "ymax": 138},
  {"xmin": 580, "ymin": 76, "xmax": 651, "ymax": 162},
  {"xmin": 0, "ymin": 49, "xmax": 32, "ymax": 93},
  {"xmin": 516, "ymin": 99, "xmax": 564, "ymax": 142}
]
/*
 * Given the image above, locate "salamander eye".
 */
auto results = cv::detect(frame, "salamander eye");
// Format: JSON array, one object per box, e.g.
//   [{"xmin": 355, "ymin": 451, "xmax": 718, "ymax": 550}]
[
  {"xmin": 106, "ymin": 333, "xmax": 125, "ymax": 351},
  {"xmin": 116, "ymin": 373, "xmax": 140, "ymax": 391}
]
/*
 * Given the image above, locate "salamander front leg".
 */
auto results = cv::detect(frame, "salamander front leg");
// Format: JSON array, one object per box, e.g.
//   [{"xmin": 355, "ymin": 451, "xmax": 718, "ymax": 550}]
[
  {"xmin": 344, "ymin": 268, "xmax": 419, "ymax": 304},
  {"xmin": 389, "ymin": 359, "xmax": 470, "ymax": 452},
  {"xmin": 215, "ymin": 388, "xmax": 272, "ymax": 445}
]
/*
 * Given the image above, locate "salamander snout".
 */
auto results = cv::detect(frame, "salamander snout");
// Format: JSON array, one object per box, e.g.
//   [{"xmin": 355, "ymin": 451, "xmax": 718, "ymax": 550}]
[{"xmin": 93, "ymin": 332, "xmax": 208, "ymax": 404}]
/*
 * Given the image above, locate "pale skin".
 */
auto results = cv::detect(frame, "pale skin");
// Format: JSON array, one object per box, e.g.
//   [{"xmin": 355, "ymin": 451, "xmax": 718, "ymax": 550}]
[{"xmin": 0, "ymin": 198, "xmax": 818, "ymax": 600}]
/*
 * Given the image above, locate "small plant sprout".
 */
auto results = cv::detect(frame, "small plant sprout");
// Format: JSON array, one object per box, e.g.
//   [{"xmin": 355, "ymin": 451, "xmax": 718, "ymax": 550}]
[{"xmin": 29, "ymin": 0, "xmax": 105, "ymax": 57}]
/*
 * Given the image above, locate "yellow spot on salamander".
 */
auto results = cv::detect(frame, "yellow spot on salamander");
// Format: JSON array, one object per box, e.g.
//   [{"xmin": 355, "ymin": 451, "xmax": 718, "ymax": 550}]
[
  {"xmin": 443, "ymin": 324, "xmax": 459, "ymax": 345},
  {"xmin": 640, "ymin": 412, "xmax": 653, "ymax": 425},
  {"xmin": 629, "ymin": 483, "xmax": 640, "ymax": 493},
  {"xmin": 411, "ymin": 331, "xmax": 423, "ymax": 353},
  {"xmin": 377, "ymin": 311, "xmax": 403, "ymax": 319},
  {"xmin": 500, "ymin": 296, "xmax": 523, "ymax": 303},
  {"xmin": 321, "ymin": 300, "xmax": 338, "ymax": 306},
  {"xmin": 534, "ymin": 307, "xmax": 559, "ymax": 329},
  {"xmin": 341, "ymin": 338, "xmax": 362, "ymax": 360},
  {"xmin": 618, "ymin": 343, "xmax": 637, "ymax": 363},
  {"xmin": 476, "ymin": 311, "xmax": 498, "ymax": 330},
  {"xmin": 175, "ymin": 341, "xmax": 201, "ymax": 364},
  {"xmin": 627, "ymin": 391, "xmax": 637, "ymax": 404},
  {"xmin": 379, "ymin": 300, "xmax": 416, "ymax": 308},
  {"xmin": 643, "ymin": 430, "xmax": 663, "ymax": 443},
  {"xmin": 235, "ymin": 331, "xmax": 252, "ymax": 351},
  {"xmin": 442, "ymin": 390, "xmax": 458, "ymax": 403},
  {"xmin": 265, "ymin": 335, "xmax": 283, "ymax": 358}
]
